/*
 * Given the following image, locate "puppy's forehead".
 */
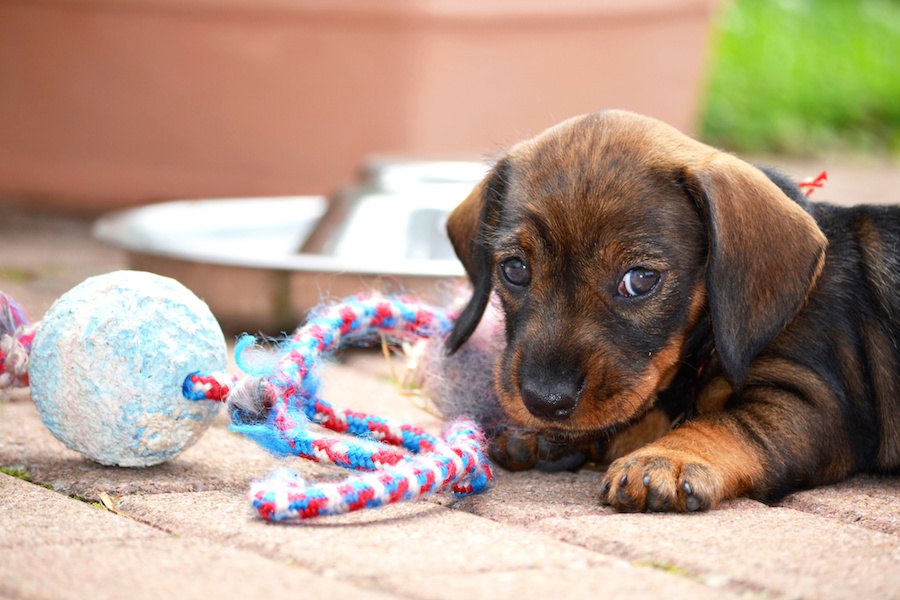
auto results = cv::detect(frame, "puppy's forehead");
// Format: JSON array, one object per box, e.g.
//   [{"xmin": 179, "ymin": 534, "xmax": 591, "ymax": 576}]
[{"xmin": 502, "ymin": 113, "xmax": 687, "ymax": 236}]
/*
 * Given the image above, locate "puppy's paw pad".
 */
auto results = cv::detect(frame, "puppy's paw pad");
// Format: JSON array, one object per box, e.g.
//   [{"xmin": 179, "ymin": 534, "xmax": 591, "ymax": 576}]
[{"xmin": 600, "ymin": 453, "xmax": 720, "ymax": 513}]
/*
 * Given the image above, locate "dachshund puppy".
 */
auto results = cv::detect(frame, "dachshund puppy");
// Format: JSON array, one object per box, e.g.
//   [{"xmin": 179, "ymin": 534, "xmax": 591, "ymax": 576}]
[{"xmin": 446, "ymin": 110, "xmax": 899, "ymax": 512}]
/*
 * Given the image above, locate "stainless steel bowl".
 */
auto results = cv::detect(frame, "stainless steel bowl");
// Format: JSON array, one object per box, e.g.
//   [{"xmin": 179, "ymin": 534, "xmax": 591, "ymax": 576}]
[{"xmin": 94, "ymin": 160, "xmax": 486, "ymax": 332}]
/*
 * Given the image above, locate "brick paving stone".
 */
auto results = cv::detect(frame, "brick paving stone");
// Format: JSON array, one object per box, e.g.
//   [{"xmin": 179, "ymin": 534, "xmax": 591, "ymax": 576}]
[
  {"xmin": 0, "ymin": 475, "xmax": 393, "ymax": 600},
  {"xmin": 458, "ymin": 466, "xmax": 900, "ymax": 538},
  {"xmin": 531, "ymin": 499, "xmax": 900, "ymax": 599},
  {"xmin": 378, "ymin": 566, "xmax": 746, "ymax": 600},
  {"xmin": 0, "ymin": 399, "xmax": 334, "ymax": 500},
  {"xmin": 751, "ymin": 155, "xmax": 900, "ymax": 207},
  {"xmin": 116, "ymin": 491, "xmax": 617, "ymax": 579},
  {"xmin": 384, "ymin": 564, "xmax": 743, "ymax": 600},
  {"xmin": 778, "ymin": 475, "xmax": 900, "ymax": 535},
  {"xmin": 447, "ymin": 468, "xmax": 609, "ymax": 525},
  {"xmin": 316, "ymin": 352, "xmax": 446, "ymax": 433},
  {"xmin": 2, "ymin": 538, "xmax": 396, "ymax": 600},
  {"xmin": 115, "ymin": 491, "xmax": 745, "ymax": 599},
  {"xmin": 0, "ymin": 473, "xmax": 161, "ymax": 547}
]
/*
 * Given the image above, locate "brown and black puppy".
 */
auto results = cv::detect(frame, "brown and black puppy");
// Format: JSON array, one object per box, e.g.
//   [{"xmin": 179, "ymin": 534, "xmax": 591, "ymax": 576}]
[{"xmin": 446, "ymin": 110, "xmax": 900, "ymax": 512}]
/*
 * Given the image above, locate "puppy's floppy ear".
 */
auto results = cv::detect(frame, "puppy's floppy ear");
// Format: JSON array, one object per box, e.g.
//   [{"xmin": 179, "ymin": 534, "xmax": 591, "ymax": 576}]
[
  {"xmin": 684, "ymin": 154, "xmax": 827, "ymax": 388},
  {"xmin": 445, "ymin": 159, "xmax": 509, "ymax": 353}
]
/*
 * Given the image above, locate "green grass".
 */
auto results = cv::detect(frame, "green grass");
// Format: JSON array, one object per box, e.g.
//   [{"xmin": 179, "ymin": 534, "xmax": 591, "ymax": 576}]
[
  {"xmin": 1, "ymin": 465, "xmax": 104, "ymax": 507},
  {"xmin": 0, "ymin": 466, "xmax": 34, "ymax": 482},
  {"xmin": 0, "ymin": 466, "xmax": 53, "ymax": 491},
  {"xmin": 635, "ymin": 560, "xmax": 694, "ymax": 579},
  {"xmin": 702, "ymin": 0, "xmax": 900, "ymax": 156}
]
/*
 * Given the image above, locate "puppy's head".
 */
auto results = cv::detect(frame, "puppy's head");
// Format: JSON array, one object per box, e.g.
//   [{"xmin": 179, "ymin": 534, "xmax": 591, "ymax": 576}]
[{"xmin": 447, "ymin": 110, "xmax": 826, "ymax": 434}]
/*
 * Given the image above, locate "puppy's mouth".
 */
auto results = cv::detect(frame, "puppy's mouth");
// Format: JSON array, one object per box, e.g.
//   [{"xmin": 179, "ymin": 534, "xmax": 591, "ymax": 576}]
[
  {"xmin": 497, "ymin": 337, "xmax": 685, "ymax": 435},
  {"xmin": 501, "ymin": 387, "xmax": 655, "ymax": 434}
]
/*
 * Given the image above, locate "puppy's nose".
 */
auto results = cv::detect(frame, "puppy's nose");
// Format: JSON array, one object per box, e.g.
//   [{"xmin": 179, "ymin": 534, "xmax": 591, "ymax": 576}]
[{"xmin": 521, "ymin": 376, "xmax": 584, "ymax": 420}]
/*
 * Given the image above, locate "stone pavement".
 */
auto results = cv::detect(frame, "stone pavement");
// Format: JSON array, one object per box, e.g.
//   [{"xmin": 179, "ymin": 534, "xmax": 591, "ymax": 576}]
[{"xmin": 2, "ymin": 155, "xmax": 900, "ymax": 599}]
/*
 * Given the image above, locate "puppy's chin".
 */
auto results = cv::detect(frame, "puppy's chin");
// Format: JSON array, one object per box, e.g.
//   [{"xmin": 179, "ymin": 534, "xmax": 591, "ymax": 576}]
[{"xmin": 495, "ymin": 341, "xmax": 684, "ymax": 435}]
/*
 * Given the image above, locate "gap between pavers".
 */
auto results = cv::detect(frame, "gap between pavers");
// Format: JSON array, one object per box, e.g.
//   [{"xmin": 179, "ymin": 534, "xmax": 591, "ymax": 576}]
[
  {"xmin": 377, "ymin": 566, "xmax": 743, "ymax": 600},
  {"xmin": 0, "ymin": 473, "xmax": 161, "ymax": 547},
  {"xmin": 449, "ymin": 468, "xmax": 900, "ymax": 599},
  {"xmin": 0, "ymin": 400, "xmax": 334, "ymax": 499},
  {"xmin": 113, "ymin": 490, "xmax": 747, "ymax": 599},
  {"xmin": 453, "ymin": 463, "xmax": 900, "ymax": 536},
  {"xmin": 778, "ymin": 475, "xmax": 900, "ymax": 535},
  {"xmin": 0, "ymin": 474, "xmax": 399, "ymax": 600},
  {"xmin": 115, "ymin": 490, "xmax": 619, "ymax": 579},
  {"xmin": 529, "ymin": 501, "xmax": 900, "ymax": 600}
]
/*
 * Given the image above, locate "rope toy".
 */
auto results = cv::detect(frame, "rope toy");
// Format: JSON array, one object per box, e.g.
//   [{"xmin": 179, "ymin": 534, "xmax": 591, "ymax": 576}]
[
  {"xmin": 0, "ymin": 270, "xmax": 492, "ymax": 521},
  {"xmin": 799, "ymin": 170, "xmax": 828, "ymax": 197},
  {"xmin": 0, "ymin": 293, "xmax": 34, "ymax": 389}
]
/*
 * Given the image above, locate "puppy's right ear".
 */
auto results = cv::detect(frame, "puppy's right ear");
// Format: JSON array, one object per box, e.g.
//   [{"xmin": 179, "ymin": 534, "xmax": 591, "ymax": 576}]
[{"xmin": 445, "ymin": 160, "xmax": 509, "ymax": 353}]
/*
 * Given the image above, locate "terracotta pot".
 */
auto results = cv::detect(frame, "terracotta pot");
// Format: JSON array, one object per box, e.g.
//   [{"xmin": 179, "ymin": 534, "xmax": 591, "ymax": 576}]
[{"xmin": 0, "ymin": 0, "xmax": 717, "ymax": 212}]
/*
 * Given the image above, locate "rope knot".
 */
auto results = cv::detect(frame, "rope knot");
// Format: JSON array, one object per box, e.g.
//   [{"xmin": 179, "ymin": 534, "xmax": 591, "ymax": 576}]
[
  {"xmin": 227, "ymin": 375, "xmax": 279, "ymax": 423},
  {"xmin": 0, "ymin": 324, "xmax": 37, "ymax": 391}
]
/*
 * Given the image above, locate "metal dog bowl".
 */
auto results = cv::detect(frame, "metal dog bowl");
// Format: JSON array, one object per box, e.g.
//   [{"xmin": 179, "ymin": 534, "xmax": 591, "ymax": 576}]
[{"xmin": 94, "ymin": 160, "xmax": 487, "ymax": 332}]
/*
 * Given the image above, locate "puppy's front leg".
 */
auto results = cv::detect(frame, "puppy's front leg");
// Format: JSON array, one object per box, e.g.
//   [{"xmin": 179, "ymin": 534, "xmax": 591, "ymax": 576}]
[
  {"xmin": 600, "ymin": 380, "xmax": 855, "ymax": 512},
  {"xmin": 599, "ymin": 414, "xmax": 768, "ymax": 512}
]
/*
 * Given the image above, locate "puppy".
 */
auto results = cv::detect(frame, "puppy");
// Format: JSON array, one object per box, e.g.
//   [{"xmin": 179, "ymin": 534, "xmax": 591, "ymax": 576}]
[{"xmin": 445, "ymin": 110, "xmax": 900, "ymax": 512}]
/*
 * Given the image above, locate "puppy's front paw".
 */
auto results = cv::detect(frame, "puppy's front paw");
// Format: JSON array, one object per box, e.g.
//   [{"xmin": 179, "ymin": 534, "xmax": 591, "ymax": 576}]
[
  {"xmin": 489, "ymin": 428, "xmax": 539, "ymax": 471},
  {"xmin": 599, "ymin": 449, "xmax": 724, "ymax": 512},
  {"xmin": 489, "ymin": 428, "xmax": 592, "ymax": 472}
]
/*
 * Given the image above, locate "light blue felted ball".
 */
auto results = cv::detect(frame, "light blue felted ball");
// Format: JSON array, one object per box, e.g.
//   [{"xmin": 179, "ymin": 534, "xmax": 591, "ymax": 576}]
[{"xmin": 29, "ymin": 271, "xmax": 226, "ymax": 467}]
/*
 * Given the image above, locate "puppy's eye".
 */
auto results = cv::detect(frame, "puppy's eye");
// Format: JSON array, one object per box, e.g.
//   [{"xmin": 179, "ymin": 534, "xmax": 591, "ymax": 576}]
[
  {"xmin": 500, "ymin": 257, "xmax": 531, "ymax": 287},
  {"xmin": 618, "ymin": 268, "xmax": 660, "ymax": 297}
]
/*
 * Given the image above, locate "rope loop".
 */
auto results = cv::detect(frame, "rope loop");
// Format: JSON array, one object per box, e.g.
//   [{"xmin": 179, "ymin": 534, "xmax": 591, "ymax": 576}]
[{"xmin": 184, "ymin": 293, "xmax": 493, "ymax": 521}]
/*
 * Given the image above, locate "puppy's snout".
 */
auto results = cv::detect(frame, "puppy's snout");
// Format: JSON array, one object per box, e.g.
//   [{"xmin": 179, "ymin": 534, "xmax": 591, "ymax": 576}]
[{"xmin": 521, "ymin": 374, "xmax": 585, "ymax": 421}]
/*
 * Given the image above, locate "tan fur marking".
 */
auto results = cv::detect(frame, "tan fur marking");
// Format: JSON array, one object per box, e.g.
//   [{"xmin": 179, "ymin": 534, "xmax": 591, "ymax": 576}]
[
  {"xmin": 652, "ymin": 417, "xmax": 767, "ymax": 499},
  {"xmin": 601, "ymin": 408, "xmax": 672, "ymax": 465},
  {"xmin": 639, "ymin": 341, "xmax": 685, "ymax": 403},
  {"xmin": 495, "ymin": 345, "xmax": 534, "ymax": 427},
  {"xmin": 696, "ymin": 377, "xmax": 732, "ymax": 414}
]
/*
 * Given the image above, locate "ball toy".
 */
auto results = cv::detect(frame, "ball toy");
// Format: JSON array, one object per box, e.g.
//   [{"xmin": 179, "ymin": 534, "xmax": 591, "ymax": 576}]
[
  {"xmin": 29, "ymin": 271, "xmax": 226, "ymax": 467},
  {"xmin": 0, "ymin": 270, "xmax": 493, "ymax": 521}
]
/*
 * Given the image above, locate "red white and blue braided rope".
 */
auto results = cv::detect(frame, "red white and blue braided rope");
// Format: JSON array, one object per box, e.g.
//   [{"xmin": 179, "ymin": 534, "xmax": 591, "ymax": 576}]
[
  {"xmin": 185, "ymin": 294, "xmax": 493, "ymax": 521},
  {"xmin": 0, "ymin": 292, "xmax": 36, "ymax": 390},
  {"xmin": 249, "ymin": 419, "xmax": 488, "ymax": 520}
]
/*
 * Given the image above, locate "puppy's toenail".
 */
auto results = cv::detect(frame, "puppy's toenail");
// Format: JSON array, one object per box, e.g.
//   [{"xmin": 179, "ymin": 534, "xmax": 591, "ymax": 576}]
[
  {"xmin": 620, "ymin": 474, "xmax": 628, "ymax": 486},
  {"xmin": 642, "ymin": 474, "xmax": 651, "ymax": 487},
  {"xmin": 682, "ymin": 481, "xmax": 693, "ymax": 495}
]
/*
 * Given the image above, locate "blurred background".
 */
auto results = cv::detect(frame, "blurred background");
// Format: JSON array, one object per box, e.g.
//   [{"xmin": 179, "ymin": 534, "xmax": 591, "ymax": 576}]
[
  {"xmin": 704, "ymin": 0, "xmax": 899, "ymax": 157},
  {"xmin": 1, "ymin": 0, "xmax": 895, "ymax": 213},
  {"xmin": 0, "ymin": 0, "xmax": 898, "ymax": 329}
]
